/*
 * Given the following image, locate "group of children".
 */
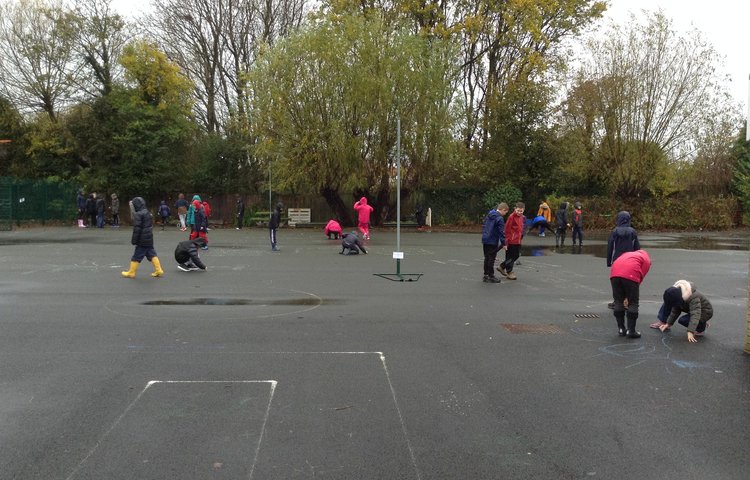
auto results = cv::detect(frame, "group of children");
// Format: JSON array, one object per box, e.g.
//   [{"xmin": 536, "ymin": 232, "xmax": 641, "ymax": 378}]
[
  {"xmin": 481, "ymin": 201, "xmax": 713, "ymax": 343},
  {"xmin": 121, "ymin": 195, "xmax": 375, "ymax": 278},
  {"xmin": 76, "ymin": 190, "xmax": 120, "ymax": 228}
]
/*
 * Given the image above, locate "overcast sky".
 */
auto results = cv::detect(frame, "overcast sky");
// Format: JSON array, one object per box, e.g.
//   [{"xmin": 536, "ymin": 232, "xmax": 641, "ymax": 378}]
[{"xmin": 110, "ymin": 0, "xmax": 749, "ymax": 108}]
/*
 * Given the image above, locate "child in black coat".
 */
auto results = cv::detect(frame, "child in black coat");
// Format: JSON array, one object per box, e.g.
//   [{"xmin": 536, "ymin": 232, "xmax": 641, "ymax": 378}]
[{"xmin": 174, "ymin": 238, "xmax": 207, "ymax": 271}]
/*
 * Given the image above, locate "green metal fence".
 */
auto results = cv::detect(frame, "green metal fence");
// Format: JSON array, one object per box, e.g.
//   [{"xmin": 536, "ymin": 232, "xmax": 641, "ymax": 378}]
[{"xmin": 0, "ymin": 177, "xmax": 78, "ymax": 229}]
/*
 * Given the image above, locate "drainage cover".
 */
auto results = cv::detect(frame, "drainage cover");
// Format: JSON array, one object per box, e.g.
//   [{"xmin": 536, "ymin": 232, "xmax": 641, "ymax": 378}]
[
  {"xmin": 500, "ymin": 324, "xmax": 564, "ymax": 334},
  {"xmin": 574, "ymin": 313, "xmax": 600, "ymax": 319}
]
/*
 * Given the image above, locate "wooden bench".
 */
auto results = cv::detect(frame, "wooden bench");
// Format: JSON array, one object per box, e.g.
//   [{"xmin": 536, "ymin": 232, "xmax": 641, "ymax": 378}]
[{"xmin": 287, "ymin": 208, "xmax": 311, "ymax": 227}]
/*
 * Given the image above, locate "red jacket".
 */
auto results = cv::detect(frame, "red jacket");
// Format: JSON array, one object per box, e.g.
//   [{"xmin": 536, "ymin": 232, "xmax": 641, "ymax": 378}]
[
  {"xmin": 504, "ymin": 211, "xmax": 525, "ymax": 245},
  {"xmin": 610, "ymin": 250, "xmax": 651, "ymax": 284}
]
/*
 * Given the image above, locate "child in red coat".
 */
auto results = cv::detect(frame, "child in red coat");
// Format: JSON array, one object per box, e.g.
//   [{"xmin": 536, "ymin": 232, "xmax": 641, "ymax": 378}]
[
  {"xmin": 610, "ymin": 249, "xmax": 651, "ymax": 338},
  {"xmin": 497, "ymin": 202, "xmax": 525, "ymax": 280}
]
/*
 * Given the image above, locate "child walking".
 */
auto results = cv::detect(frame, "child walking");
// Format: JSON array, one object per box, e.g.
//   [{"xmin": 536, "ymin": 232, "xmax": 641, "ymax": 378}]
[
  {"xmin": 481, "ymin": 202, "xmax": 508, "ymax": 283},
  {"xmin": 158, "ymin": 200, "xmax": 171, "ymax": 230},
  {"xmin": 353, "ymin": 197, "xmax": 374, "ymax": 240},
  {"xmin": 498, "ymin": 202, "xmax": 525, "ymax": 280},
  {"xmin": 121, "ymin": 197, "xmax": 164, "ymax": 278}
]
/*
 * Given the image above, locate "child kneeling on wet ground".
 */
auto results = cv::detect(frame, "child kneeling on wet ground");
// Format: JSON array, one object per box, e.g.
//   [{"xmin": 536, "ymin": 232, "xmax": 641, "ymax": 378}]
[
  {"xmin": 340, "ymin": 232, "xmax": 367, "ymax": 255},
  {"xmin": 325, "ymin": 219, "xmax": 343, "ymax": 240},
  {"xmin": 650, "ymin": 280, "xmax": 713, "ymax": 343},
  {"xmin": 175, "ymin": 238, "xmax": 207, "ymax": 271}
]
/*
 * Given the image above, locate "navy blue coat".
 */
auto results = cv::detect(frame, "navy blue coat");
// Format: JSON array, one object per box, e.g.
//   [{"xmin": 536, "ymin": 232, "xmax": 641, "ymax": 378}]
[
  {"xmin": 481, "ymin": 209, "xmax": 506, "ymax": 247},
  {"xmin": 607, "ymin": 211, "xmax": 640, "ymax": 266}
]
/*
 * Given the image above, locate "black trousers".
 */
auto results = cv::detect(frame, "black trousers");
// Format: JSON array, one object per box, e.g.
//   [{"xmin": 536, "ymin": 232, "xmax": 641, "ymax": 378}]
[
  {"xmin": 610, "ymin": 277, "xmax": 640, "ymax": 315},
  {"xmin": 502, "ymin": 244, "xmax": 521, "ymax": 273},
  {"xmin": 483, "ymin": 243, "xmax": 499, "ymax": 276}
]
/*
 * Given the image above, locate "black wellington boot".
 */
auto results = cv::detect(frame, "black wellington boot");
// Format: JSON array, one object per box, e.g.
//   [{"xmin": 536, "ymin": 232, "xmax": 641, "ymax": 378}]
[
  {"xmin": 626, "ymin": 313, "xmax": 641, "ymax": 338},
  {"xmin": 615, "ymin": 314, "xmax": 626, "ymax": 336}
]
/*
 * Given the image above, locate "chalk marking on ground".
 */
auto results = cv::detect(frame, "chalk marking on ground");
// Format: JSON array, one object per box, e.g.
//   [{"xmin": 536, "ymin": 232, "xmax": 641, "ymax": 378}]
[{"xmin": 64, "ymin": 380, "xmax": 277, "ymax": 480}]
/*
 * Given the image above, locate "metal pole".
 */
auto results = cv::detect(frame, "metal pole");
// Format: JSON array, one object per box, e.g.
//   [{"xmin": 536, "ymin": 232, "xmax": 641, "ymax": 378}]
[
  {"xmin": 396, "ymin": 117, "xmax": 401, "ymax": 252},
  {"xmin": 747, "ymin": 74, "xmax": 750, "ymax": 142},
  {"xmin": 396, "ymin": 117, "xmax": 401, "ymax": 276},
  {"xmin": 268, "ymin": 161, "xmax": 272, "ymax": 216}
]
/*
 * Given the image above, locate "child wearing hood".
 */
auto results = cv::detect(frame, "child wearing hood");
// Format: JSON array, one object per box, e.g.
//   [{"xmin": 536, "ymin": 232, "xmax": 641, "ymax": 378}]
[
  {"xmin": 174, "ymin": 237, "xmax": 208, "ymax": 271},
  {"xmin": 121, "ymin": 196, "xmax": 164, "ymax": 278},
  {"xmin": 572, "ymin": 202, "xmax": 584, "ymax": 246},
  {"xmin": 353, "ymin": 197, "xmax": 374, "ymax": 240},
  {"xmin": 341, "ymin": 231, "xmax": 367, "ymax": 255},
  {"xmin": 158, "ymin": 200, "xmax": 171, "ymax": 230},
  {"xmin": 189, "ymin": 198, "xmax": 208, "ymax": 248},
  {"xmin": 186, "ymin": 194, "xmax": 201, "ymax": 231},
  {"xmin": 481, "ymin": 203, "xmax": 508, "ymax": 283},
  {"xmin": 269, "ymin": 202, "xmax": 283, "ymax": 251},
  {"xmin": 650, "ymin": 280, "xmax": 714, "ymax": 343},
  {"xmin": 536, "ymin": 202, "xmax": 552, "ymax": 236},
  {"xmin": 110, "ymin": 193, "xmax": 120, "ymax": 228},
  {"xmin": 324, "ymin": 219, "xmax": 343, "ymax": 239},
  {"xmin": 606, "ymin": 211, "xmax": 640, "ymax": 308},
  {"xmin": 607, "ymin": 211, "xmax": 640, "ymax": 267},
  {"xmin": 555, "ymin": 202, "xmax": 570, "ymax": 247}
]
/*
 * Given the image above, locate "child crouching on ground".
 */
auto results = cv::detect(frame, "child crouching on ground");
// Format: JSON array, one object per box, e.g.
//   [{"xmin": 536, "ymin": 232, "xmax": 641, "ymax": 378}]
[
  {"xmin": 341, "ymin": 232, "xmax": 367, "ymax": 255},
  {"xmin": 175, "ymin": 238, "xmax": 207, "ymax": 271},
  {"xmin": 325, "ymin": 219, "xmax": 343, "ymax": 239},
  {"xmin": 651, "ymin": 280, "xmax": 713, "ymax": 343}
]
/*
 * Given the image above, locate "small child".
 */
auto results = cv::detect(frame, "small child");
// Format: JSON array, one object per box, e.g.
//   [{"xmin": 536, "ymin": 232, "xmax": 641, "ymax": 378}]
[
  {"xmin": 572, "ymin": 202, "xmax": 583, "ymax": 246},
  {"xmin": 554, "ymin": 202, "xmax": 570, "ymax": 247},
  {"xmin": 536, "ymin": 202, "xmax": 552, "ymax": 236},
  {"xmin": 158, "ymin": 200, "xmax": 171, "ymax": 230},
  {"xmin": 609, "ymin": 249, "xmax": 651, "ymax": 338},
  {"xmin": 497, "ymin": 202, "xmax": 525, "ymax": 280},
  {"xmin": 527, "ymin": 215, "xmax": 553, "ymax": 236},
  {"xmin": 189, "ymin": 199, "xmax": 208, "ymax": 249},
  {"xmin": 353, "ymin": 197, "xmax": 374, "ymax": 240},
  {"xmin": 269, "ymin": 202, "xmax": 283, "ymax": 251},
  {"xmin": 174, "ymin": 238, "xmax": 207, "ymax": 271},
  {"xmin": 340, "ymin": 232, "xmax": 367, "ymax": 255},
  {"xmin": 324, "ymin": 219, "xmax": 343, "ymax": 240},
  {"xmin": 121, "ymin": 196, "xmax": 164, "ymax": 278},
  {"xmin": 481, "ymin": 202, "xmax": 508, "ymax": 283},
  {"xmin": 650, "ymin": 280, "xmax": 714, "ymax": 343}
]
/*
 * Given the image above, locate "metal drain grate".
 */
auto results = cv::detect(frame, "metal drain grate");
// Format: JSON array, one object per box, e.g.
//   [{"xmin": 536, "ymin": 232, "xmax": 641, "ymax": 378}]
[
  {"xmin": 574, "ymin": 313, "xmax": 600, "ymax": 319},
  {"xmin": 500, "ymin": 324, "xmax": 564, "ymax": 334}
]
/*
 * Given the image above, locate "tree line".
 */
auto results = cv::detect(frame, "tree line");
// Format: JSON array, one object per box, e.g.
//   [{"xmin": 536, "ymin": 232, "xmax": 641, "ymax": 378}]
[{"xmin": 1, "ymin": 0, "xmax": 748, "ymax": 227}]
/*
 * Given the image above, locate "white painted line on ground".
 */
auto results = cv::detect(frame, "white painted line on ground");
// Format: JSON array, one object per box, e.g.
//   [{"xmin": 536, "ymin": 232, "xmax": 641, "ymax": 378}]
[{"xmin": 64, "ymin": 380, "xmax": 277, "ymax": 480}]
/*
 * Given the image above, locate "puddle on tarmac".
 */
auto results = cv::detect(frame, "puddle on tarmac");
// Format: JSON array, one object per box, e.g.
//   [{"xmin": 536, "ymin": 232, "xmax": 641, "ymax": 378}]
[
  {"xmin": 142, "ymin": 297, "xmax": 331, "ymax": 306},
  {"xmin": 521, "ymin": 234, "xmax": 750, "ymax": 258}
]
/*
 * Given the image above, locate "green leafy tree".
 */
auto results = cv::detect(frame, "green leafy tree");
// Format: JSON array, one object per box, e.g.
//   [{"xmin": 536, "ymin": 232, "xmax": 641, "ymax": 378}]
[
  {"xmin": 731, "ymin": 129, "xmax": 750, "ymax": 215},
  {"xmin": 69, "ymin": 41, "xmax": 195, "ymax": 198},
  {"xmin": 248, "ymin": 11, "xmax": 457, "ymax": 223},
  {"xmin": 564, "ymin": 11, "xmax": 740, "ymax": 199}
]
